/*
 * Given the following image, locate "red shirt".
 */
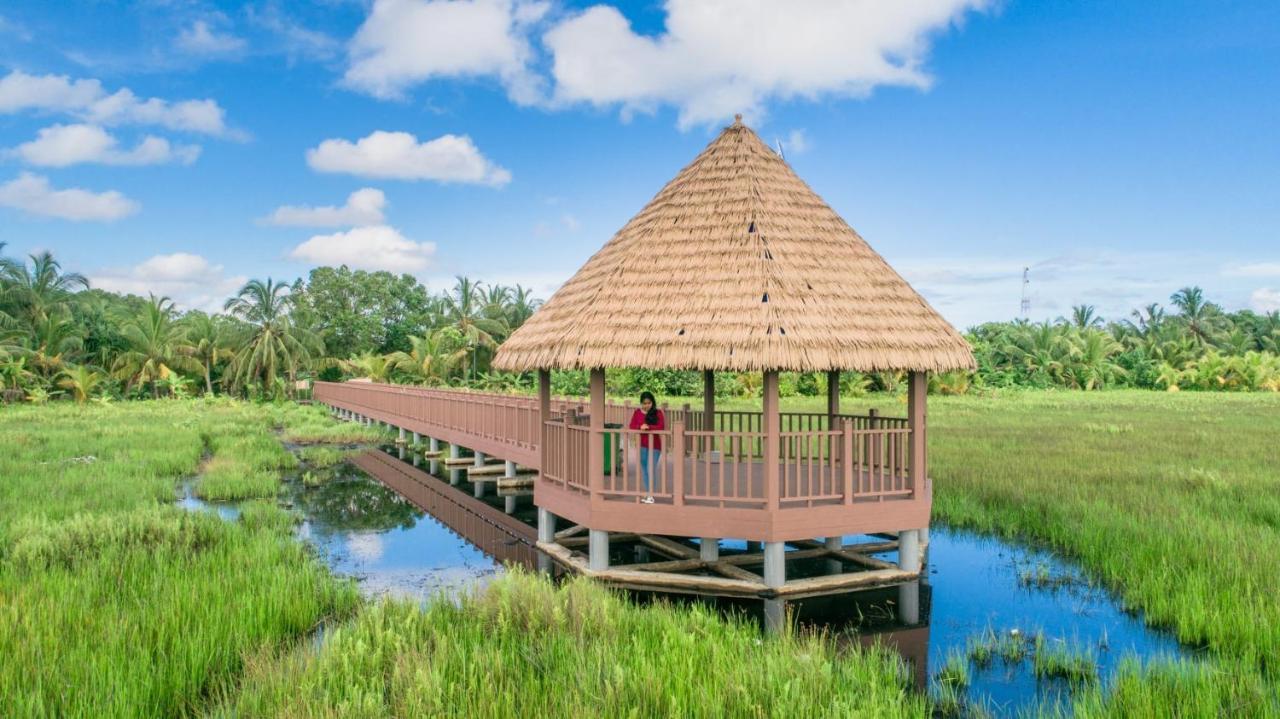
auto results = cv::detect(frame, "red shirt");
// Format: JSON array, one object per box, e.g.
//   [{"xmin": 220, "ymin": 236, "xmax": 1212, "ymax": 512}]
[{"xmin": 628, "ymin": 408, "xmax": 665, "ymax": 450}]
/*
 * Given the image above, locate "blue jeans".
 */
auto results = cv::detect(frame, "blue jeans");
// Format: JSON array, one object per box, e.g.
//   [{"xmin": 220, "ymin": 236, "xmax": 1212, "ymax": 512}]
[{"xmin": 640, "ymin": 447, "xmax": 661, "ymax": 492}]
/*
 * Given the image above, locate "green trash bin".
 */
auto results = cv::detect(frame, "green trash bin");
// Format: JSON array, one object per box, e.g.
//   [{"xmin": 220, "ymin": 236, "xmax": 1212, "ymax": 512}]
[{"xmin": 603, "ymin": 423, "xmax": 623, "ymax": 475}]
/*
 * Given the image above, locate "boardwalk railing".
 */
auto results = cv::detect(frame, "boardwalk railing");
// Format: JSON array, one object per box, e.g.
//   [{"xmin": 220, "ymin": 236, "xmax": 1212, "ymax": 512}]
[{"xmin": 316, "ymin": 381, "xmax": 926, "ymax": 541}]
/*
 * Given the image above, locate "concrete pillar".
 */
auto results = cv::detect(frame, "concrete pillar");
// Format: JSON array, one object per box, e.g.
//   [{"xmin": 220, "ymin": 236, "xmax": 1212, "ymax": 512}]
[
  {"xmin": 588, "ymin": 529, "xmax": 609, "ymax": 571},
  {"xmin": 898, "ymin": 580, "xmax": 920, "ymax": 625},
  {"xmin": 537, "ymin": 507, "xmax": 555, "ymax": 543},
  {"xmin": 412, "ymin": 452, "xmax": 420, "ymax": 468},
  {"xmin": 450, "ymin": 468, "xmax": 461, "ymax": 486},
  {"xmin": 474, "ymin": 451, "xmax": 486, "ymax": 468},
  {"xmin": 763, "ymin": 541, "xmax": 786, "ymax": 588},
  {"xmin": 430, "ymin": 437, "xmax": 440, "ymax": 453},
  {"xmin": 504, "ymin": 460, "xmax": 516, "ymax": 478},
  {"xmin": 429, "ymin": 459, "xmax": 439, "ymax": 475},
  {"xmin": 398, "ymin": 426, "xmax": 407, "ymax": 443},
  {"xmin": 473, "ymin": 480, "xmax": 485, "ymax": 498},
  {"xmin": 899, "ymin": 529, "xmax": 921, "ymax": 573},
  {"xmin": 700, "ymin": 538, "xmax": 719, "ymax": 563},
  {"xmin": 449, "ymin": 444, "xmax": 461, "ymax": 460},
  {"xmin": 412, "ymin": 431, "xmax": 421, "ymax": 446},
  {"xmin": 763, "ymin": 599, "xmax": 786, "ymax": 634},
  {"xmin": 397, "ymin": 445, "xmax": 406, "ymax": 460},
  {"xmin": 504, "ymin": 495, "xmax": 517, "ymax": 514},
  {"xmin": 824, "ymin": 535, "xmax": 843, "ymax": 575}
]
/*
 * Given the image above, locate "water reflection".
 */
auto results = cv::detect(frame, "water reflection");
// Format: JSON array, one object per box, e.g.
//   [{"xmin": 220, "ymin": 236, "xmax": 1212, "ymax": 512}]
[{"xmin": 178, "ymin": 446, "xmax": 1195, "ymax": 717}]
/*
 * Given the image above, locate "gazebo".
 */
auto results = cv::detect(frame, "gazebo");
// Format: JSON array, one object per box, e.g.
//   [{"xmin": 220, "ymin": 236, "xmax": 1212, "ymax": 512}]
[{"xmin": 494, "ymin": 116, "xmax": 973, "ymax": 596}]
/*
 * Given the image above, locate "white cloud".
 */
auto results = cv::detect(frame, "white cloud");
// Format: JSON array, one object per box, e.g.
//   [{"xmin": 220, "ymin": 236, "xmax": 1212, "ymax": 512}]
[
  {"xmin": 0, "ymin": 70, "xmax": 236, "ymax": 137},
  {"xmin": 306, "ymin": 130, "xmax": 511, "ymax": 186},
  {"xmin": 784, "ymin": 129, "xmax": 810, "ymax": 155},
  {"xmin": 543, "ymin": 0, "xmax": 989, "ymax": 127},
  {"xmin": 1223, "ymin": 262, "xmax": 1280, "ymax": 278},
  {"xmin": 11, "ymin": 124, "xmax": 200, "ymax": 167},
  {"xmin": 344, "ymin": 0, "xmax": 547, "ymax": 103},
  {"xmin": 289, "ymin": 225, "xmax": 437, "ymax": 271},
  {"xmin": 262, "ymin": 188, "xmax": 387, "ymax": 227},
  {"xmin": 176, "ymin": 20, "xmax": 247, "ymax": 56},
  {"xmin": 1252, "ymin": 288, "xmax": 1280, "ymax": 313},
  {"xmin": 247, "ymin": 5, "xmax": 340, "ymax": 62},
  {"xmin": 561, "ymin": 213, "xmax": 579, "ymax": 231},
  {"xmin": 0, "ymin": 172, "xmax": 138, "ymax": 221},
  {"xmin": 90, "ymin": 252, "xmax": 246, "ymax": 312}
]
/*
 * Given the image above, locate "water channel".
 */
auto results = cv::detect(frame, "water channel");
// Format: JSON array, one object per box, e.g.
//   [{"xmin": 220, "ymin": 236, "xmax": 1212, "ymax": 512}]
[{"xmin": 181, "ymin": 444, "xmax": 1195, "ymax": 716}]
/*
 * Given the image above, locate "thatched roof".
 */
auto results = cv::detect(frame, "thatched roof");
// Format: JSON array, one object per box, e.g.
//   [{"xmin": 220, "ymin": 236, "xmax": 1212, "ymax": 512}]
[{"xmin": 494, "ymin": 117, "xmax": 974, "ymax": 373}]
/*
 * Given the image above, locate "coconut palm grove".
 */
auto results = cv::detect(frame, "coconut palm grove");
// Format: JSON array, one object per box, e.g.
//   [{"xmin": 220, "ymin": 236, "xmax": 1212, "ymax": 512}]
[
  {"xmin": 2, "ymin": 242, "xmax": 1276, "ymax": 401},
  {"xmin": 2, "ymin": 2, "xmax": 1278, "ymax": 718}
]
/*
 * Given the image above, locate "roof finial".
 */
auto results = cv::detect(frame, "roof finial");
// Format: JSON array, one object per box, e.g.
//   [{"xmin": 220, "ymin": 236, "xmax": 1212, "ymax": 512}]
[{"xmin": 733, "ymin": 113, "xmax": 743, "ymax": 125}]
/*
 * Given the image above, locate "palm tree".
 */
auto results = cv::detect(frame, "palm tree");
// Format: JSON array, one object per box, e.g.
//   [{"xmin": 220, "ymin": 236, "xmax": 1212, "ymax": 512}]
[
  {"xmin": 1063, "ymin": 329, "xmax": 1125, "ymax": 390},
  {"xmin": 1068, "ymin": 304, "xmax": 1103, "ymax": 329},
  {"xmin": 223, "ymin": 278, "xmax": 322, "ymax": 396},
  {"xmin": 25, "ymin": 311, "xmax": 84, "ymax": 378},
  {"xmin": 387, "ymin": 329, "xmax": 467, "ymax": 385},
  {"xmin": 442, "ymin": 276, "xmax": 505, "ymax": 380},
  {"xmin": 183, "ymin": 312, "xmax": 234, "ymax": 395},
  {"xmin": 1169, "ymin": 286, "xmax": 1223, "ymax": 345},
  {"xmin": 112, "ymin": 295, "xmax": 197, "ymax": 398},
  {"xmin": 1, "ymin": 250, "xmax": 88, "ymax": 324},
  {"xmin": 505, "ymin": 285, "xmax": 540, "ymax": 328},
  {"xmin": 1001, "ymin": 322, "xmax": 1070, "ymax": 384},
  {"xmin": 342, "ymin": 351, "xmax": 395, "ymax": 382},
  {"xmin": 58, "ymin": 364, "xmax": 106, "ymax": 403}
]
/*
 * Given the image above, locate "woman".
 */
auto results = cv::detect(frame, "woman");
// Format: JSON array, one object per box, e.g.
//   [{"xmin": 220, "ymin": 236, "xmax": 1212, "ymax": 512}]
[{"xmin": 628, "ymin": 391, "xmax": 665, "ymax": 503}]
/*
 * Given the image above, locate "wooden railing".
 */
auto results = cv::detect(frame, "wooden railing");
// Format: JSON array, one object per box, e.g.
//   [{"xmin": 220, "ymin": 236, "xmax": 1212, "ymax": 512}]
[{"xmin": 316, "ymin": 381, "xmax": 917, "ymax": 512}]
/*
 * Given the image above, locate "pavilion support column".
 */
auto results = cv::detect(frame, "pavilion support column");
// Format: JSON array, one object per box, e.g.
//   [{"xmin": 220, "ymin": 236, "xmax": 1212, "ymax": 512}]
[
  {"xmin": 504, "ymin": 495, "xmax": 518, "ymax": 514},
  {"xmin": 412, "ymin": 431, "xmax": 421, "ymax": 446},
  {"xmin": 449, "ymin": 444, "xmax": 461, "ymax": 460},
  {"xmin": 537, "ymin": 508, "xmax": 555, "ymax": 543},
  {"xmin": 588, "ymin": 368, "xmax": 606, "ymax": 508},
  {"xmin": 398, "ymin": 427, "xmax": 407, "ymax": 444},
  {"xmin": 505, "ymin": 460, "xmax": 516, "ymax": 478},
  {"xmin": 474, "ymin": 451, "xmax": 486, "ymax": 468},
  {"xmin": 899, "ymin": 529, "xmax": 921, "ymax": 574},
  {"xmin": 538, "ymin": 369, "xmax": 551, "ymax": 477},
  {"xmin": 826, "ymin": 369, "xmax": 840, "ymax": 426},
  {"xmin": 398, "ymin": 445, "xmax": 406, "ymax": 461},
  {"xmin": 700, "ymin": 538, "xmax": 719, "ymax": 563},
  {"xmin": 588, "ymin": 529, "xmax": 609, "ymax": 571},
  {"xmin": 898, "ymin": 580, "xmax": 921, "ymax": 626},
  {"xmin": 763, "ymin": 541, "xmax": 786, "ymax": 589},
  {"xmin": 763, "ymin": 371, "xmax": 780, "ymax": 512},
  {"xmin": 474, "ymin": 479, "xmax": 485, "ymax": 498},
  {"xmin": 703, "ymin": 370, "xmax": 715, "ymax": 432},
  {"xmin": 908, "ymin": 371, "xmax": 928, "ymax": 495},
  {"xmin": 429, "ymin": 437, "xmax": 440, "ymax": 453}
]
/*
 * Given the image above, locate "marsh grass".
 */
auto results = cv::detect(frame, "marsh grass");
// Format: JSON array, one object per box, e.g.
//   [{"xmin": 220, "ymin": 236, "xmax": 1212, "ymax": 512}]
[
  {"xmin": 0, "ymin": 400, "xmax": 361, "ymax": 717},
  {"xmin": 298, "ymin": 445, "xmax": 356, "ymax": 468},
  {"xmin": 1032, "ymin": 635, "xmax": 1099, "ymax": 684},
  {"xmin": 219, "ymin": 569, "xmax": 928, "ymax": 718}
]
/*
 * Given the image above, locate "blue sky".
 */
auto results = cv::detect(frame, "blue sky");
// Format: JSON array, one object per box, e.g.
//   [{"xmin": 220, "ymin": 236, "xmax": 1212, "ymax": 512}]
[{"xmin": 0, "ymin": 0, "xmax": 1276, "ymax": 328}]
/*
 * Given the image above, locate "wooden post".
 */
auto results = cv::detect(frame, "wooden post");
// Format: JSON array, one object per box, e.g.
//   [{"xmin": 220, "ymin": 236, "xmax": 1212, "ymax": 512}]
[
  {"xmin": 703, "ymin": 370, "xmax": 715, "ymax": 432},
  {"xmin": 672, "ymin": 420, "xmax": 685, "ymax": 506},
  {"xmin": 842, "ymin": 418, "xmax": 854, "ymax": 505},
  {"xmin": 538, "ymin": 369, "xmax": 551, "ymax": 479},
  {"xmin": 826, "ymin": 369, "xmax": 840, "ymax": 426},
  {"xmin": 589, "ymin": 368, "xmax": 605, "ymax": 507},
  {"xmin": 907, "ymin": 371, "xmax": 927, "ymax": 496},
  {"xmin": 763, "ymin": 370, "xmax": 780, "ymax": 512}
]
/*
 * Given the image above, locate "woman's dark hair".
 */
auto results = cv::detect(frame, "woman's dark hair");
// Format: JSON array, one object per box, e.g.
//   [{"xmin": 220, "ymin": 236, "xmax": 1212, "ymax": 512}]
[{"xmin": 639, "ymin": 391, "xmax": 659, "ymax": 425}]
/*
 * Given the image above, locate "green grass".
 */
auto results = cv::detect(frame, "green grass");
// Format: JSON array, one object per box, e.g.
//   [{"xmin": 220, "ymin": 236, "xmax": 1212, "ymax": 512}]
[
  {"xmin": 217, "ymin": 569, "xmax": 928, "ymax": 718},
  {"xmin": 1032, "ymin": 635, "xmax": 1099, "ymax": 684},
  {"xmin": 298, "ymin": 445, "xmax": 357, "ymax": 469},
  {"xmin": 0, "ymin": 399, "xmax": 361, "ymax": 718}
]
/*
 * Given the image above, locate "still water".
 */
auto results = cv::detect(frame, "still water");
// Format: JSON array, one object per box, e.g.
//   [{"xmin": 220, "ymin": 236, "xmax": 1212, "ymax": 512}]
[{"xmin": 181, "ymin": 445, "xmax": 1194, "ymax": 716}]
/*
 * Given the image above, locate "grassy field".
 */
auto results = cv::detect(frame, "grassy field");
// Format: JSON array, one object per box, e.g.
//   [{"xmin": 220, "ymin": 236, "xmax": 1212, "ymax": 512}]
[
  {"xmin": 3, "ymin": 391, "xmax": 1278, "ymax": 716},
  {"xmin": 707, "ymin": 389, "xmax": 1279, "ymax": 714},
  {"xmin": 0, "ymin": 400, "xmax": 380, "ymax": 717}
]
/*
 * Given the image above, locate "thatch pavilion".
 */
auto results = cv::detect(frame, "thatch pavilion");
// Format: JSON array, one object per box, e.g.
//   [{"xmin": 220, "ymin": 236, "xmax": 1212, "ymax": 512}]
[{"xmin": 494, "ymin": 116, "xmax": 973, "ymax": 595}]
